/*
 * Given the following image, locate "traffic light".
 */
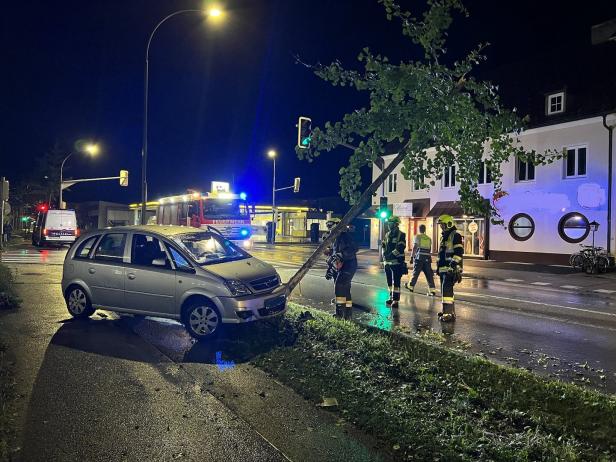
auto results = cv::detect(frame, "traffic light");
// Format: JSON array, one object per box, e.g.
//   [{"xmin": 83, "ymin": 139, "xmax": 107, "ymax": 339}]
[
  {"xmin": 377, "ymin": 196, "xmax": 390, "ymax": 220},
  {"xmin": 37, "ymin": 203, "xmax": 48, "ymax": 212},
  {"xmin": 119, "ymin": 170, "xmax": 129, "ymax": 187},
  {"xmin": 297, "ymin": 116, "xmax": 312, "ymax": 149},
  {"xmin": 293, "ymin": 177, "xmax": 301, "ymax": 193}
]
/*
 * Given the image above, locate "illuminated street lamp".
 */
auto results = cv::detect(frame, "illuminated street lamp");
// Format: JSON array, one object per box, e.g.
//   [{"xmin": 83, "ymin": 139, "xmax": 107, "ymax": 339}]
[
  {"xmin": 140, "ymin": 6, "xmax": 226, "ymax": 224},
  {"xmin": 59, "ymin": 142, "xmax": 100, "ymax": 209},
  {"xmin": 267, "ymin": 149, "xmax": 277, "ymax": 243}
]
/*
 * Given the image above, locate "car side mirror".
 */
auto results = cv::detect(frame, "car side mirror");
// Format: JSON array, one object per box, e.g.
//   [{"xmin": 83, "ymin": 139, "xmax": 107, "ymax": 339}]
[{"xmin": 152, "ymin": 258, "xmax": 167, "ymax": 267}]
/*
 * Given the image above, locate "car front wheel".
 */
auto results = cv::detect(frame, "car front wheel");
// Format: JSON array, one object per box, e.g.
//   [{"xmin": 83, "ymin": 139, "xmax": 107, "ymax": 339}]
[
  {"xmin": 66, "ymin": 286, "xmax": 95, "ymax": 318},
  {"xmin": 183, "ymin": 301, "xmax": 222, "ymax": 341}
]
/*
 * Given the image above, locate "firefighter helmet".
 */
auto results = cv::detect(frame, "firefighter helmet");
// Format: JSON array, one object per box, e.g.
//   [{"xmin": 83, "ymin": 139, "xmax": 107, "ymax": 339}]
[
  {"xmin": 326, "ymin": 217, "xmax": 341, "ymax": 229},
  {"xmin": 387, "ymin": 215, "xmax": 401, "ymax": 225},
  {"xmin": 437, "ymin": 214, "xmax": 455, "ymax": 228}
]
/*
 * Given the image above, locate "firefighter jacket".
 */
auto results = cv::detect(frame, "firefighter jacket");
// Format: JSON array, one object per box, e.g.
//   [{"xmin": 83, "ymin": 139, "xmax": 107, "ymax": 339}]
[
  {"xmin": 437, "ymin": 227, "xmax": 463, "ymax": 273},
  {"xmin": 413, "ymin": 233, "xmax": 432, "ymax": 260},
  {"xmin": 332, "ymin": 231, "xmax": 358, "ymax": 262},
  {"xmin": 383, "ymin": 228, "xmax": 406, "ymax": 265}
]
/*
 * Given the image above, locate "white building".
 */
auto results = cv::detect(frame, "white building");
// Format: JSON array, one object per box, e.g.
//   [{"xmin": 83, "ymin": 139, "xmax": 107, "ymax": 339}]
[{"xmin": 370, "ymin": 110, "xmax": 616, "ymax": 264}]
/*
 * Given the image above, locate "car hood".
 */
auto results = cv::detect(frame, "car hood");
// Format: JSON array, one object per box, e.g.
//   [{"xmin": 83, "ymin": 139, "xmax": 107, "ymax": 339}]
[{"xmin": 203, "ymin": 257, "xmax": 278, "ymax": 284}]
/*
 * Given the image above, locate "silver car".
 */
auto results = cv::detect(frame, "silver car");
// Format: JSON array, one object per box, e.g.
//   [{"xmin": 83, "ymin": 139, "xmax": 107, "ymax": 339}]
[{"xmin": 61, "ymin": 225, "xmax": 287, "ymax": 340}]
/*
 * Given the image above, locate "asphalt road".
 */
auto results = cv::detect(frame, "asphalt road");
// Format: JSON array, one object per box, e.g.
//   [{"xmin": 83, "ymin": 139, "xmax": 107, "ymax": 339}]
[
  {"xmin": 248, "ymin": 243, "xmax": 616, "ymax": 393},
  {"xmin": 0, "ymin": 242, "xmax": 388, "ymax": 462}
]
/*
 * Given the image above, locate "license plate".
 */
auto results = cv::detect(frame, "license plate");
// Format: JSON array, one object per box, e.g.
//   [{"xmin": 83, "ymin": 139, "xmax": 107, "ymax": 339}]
[{"xmin": 265, "ymin": 295, "xmax": 286, "ymax": 309}]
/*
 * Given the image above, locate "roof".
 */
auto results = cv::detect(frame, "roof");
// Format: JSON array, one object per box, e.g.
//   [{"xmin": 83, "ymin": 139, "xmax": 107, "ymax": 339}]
[{"xmin": 427, "ymin": 201, "xmax": 465, "ymax": 218}]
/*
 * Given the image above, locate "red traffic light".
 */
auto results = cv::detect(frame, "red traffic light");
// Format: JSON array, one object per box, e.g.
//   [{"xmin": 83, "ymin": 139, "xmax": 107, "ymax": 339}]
[{"xmin": 37, "ymin": 203, "xmax": 48, "ymax": 212}]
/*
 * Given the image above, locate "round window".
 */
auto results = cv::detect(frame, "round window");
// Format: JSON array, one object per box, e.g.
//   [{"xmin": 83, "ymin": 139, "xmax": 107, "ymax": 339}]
[
  {"xmin": 508, "ymin": 213, "xmax": 535, "ymax": 241},
  {"xmin": 558, "ymin": 212, "xmax": 590, "ymax": 243}
]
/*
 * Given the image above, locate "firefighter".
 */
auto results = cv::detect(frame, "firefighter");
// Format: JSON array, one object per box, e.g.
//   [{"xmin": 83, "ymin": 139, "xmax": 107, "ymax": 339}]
[
  {"xmin": 405, "ymin": 224, "xmax": 436, "ymax": 295},
  {"xmin": 382, "ymin": 215, "xmax": 406, "ymax": 308},
  {"xmin": 436, "ymin": 214, "xmax": 463, "ymax": 322},
  {"xmin": 324, "ymin": 218, "xmax": 358, "ymax": 319}
]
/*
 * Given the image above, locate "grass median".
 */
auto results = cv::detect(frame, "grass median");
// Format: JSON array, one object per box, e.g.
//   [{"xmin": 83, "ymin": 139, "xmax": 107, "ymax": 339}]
[{"xmin": 252, "ymin": 303, "xmax": 616, "ymax": 461}]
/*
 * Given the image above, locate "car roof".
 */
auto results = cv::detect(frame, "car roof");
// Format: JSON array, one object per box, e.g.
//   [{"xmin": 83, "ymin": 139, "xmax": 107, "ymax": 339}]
[{"xmin": 83, "ymin": 225, "xmax": 206, "ymax": 238}]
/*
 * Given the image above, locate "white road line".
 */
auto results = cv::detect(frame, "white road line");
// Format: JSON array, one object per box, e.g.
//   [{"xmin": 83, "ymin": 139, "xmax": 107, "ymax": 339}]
[
  {"xmin": 530, "ymin": 282, "xmax": 551, "ymax": 286},
  {"xmin": 594, "ymin": 289, "xmax": 616, "ymax": 294},
  {"xmin": 549, "ymin": 264, "xmax": 572, "ymax": 268},
  {"xmin": 503, "ymin": 261, "xmax": 534, "ymax": 265},
  {"xmin": 504, "ymin": 278, "xmax": 524, "ymax": 283},
  {"xmin": 560, "ymin": 285, "xmax": 581, "ymax": 290},
  {"xmin": 455, "ymin": 291, "xmax": 616, "ymax": 318}
]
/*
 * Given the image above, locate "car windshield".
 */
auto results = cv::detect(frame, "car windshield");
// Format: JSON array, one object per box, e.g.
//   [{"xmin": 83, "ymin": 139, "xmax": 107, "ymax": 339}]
[{"xmin": 172, "ymin": 232, "xmax": 248, "ymax": 265}]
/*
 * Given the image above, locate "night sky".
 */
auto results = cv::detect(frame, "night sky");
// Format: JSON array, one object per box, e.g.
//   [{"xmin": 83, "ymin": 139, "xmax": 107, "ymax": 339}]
[{"xmin": 1, "ymin": 0, "xmax": 614, "ymax": 207}]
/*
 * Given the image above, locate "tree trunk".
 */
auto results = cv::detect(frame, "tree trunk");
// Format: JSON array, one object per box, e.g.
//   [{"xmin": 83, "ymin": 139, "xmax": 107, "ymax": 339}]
[{"xmin": 286, "ymin": 149, "xmax": 408, "ymax": 293}]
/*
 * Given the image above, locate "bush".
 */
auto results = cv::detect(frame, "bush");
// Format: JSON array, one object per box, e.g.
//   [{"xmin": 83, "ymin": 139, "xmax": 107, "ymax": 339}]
[
  {"xmin": 254, "ymin": 304, "xmax": 616, "ymax": 461},
  {"xmin": 0, "ymin": 264, "xmax": 19, "ymax": 310}
]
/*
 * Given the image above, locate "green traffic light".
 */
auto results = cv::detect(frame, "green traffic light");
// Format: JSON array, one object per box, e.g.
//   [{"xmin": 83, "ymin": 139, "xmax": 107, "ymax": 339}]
[
  {"xmin": 379, "ymin": 210, "xmax": 389, "ymax": 219},
  {"xmin": 301, "ymin": 136, "xmax": 311, "ymax": 146},
  {"xmin": 21, "ymin": 216, "xmax": 28, "ymax": 222}
]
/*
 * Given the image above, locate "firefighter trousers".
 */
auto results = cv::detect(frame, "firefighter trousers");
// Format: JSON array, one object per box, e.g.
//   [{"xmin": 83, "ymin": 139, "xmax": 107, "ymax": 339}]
[
  {"xmin": 409, "ymin": 255, "xmax": 436, "ymax": 290},
  {"xmin": 385, "ymin": 263, "xmax": 404, "ymax": 301},
  {"xmin": 439, "ymin": 271, "xmax": 456, "ymax": 315},
  {"xmin": 335, "ymin": 258, "xmax": 357, "ymax": 316}
]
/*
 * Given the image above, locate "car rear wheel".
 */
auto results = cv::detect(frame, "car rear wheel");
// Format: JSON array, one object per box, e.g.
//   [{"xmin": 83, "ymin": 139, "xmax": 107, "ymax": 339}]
[
  {"xmin": 66, "ymin": 286, "xmax": 95, "ymax": 318},
  {"xmin": 182, "ymin": 301, "xmax": 222, "ymax": 341}
]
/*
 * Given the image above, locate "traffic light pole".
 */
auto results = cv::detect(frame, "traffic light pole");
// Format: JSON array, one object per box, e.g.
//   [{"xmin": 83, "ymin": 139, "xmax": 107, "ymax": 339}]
[{"xmin": 0, "ymin": 177, "xmax": 5, "ymax": 250}]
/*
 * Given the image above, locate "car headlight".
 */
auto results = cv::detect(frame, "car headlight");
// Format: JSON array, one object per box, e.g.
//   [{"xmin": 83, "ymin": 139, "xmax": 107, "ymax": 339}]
[{"xmin": 224, "ymin": 279, "xmax": 252, "ymax": 296}]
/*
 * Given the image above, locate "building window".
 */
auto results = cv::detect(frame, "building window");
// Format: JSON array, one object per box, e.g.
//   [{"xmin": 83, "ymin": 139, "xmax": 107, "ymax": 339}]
[
  {"xmin": 442, "ymin": 166, "xmax": 456, "ymax": 188},
  {"xmin": 565, "ymin": 146, "xmax": 587, "ymax": 178},
  {"xmin": 558, "ymin": 212, "xmax": 590, "ymax": 243},
  {"xmin": 478, "ymin": 161, "xmax": 492, "ymax": 184},
  {"xmin": 411, "ymin": 175, "xmax": 425, "ymax": 191},
  {"xmin": 388, "ymin": 173, "xmax": 397, "ymax": 193},
  {"xmin": 508, "ymin": 213, "xmax": 535, "ymax": 241},
  {"xmin": 516, "ymin": 157, "xmax": 535, "ymax": 182},
  {"xmin": 546, "ymin": 92, "xmax": 565, "ymax": 115}
]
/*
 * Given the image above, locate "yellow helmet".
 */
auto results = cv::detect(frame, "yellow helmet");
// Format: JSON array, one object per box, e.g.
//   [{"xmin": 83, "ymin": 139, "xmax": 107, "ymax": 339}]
[
  {"xmin": 387, "ymin": 215, "xmax": 401, "ymax": 225},
  {"xmin": 437, "ymin": 214, "xmax": 454, "ymax": 228}
]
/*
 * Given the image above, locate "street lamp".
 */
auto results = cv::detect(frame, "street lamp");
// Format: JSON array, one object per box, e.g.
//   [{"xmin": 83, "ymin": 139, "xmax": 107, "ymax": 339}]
[
  {"xmin": 140, "ymin": 6, "xmax": 226, "ymax": 224},
  {"xmin": 267, "ymin": 149, "xmax": 277, "ymax": 243},
  {"xmin": 59, "ymin": 142, "xmax": 99, "ymax": 209}
]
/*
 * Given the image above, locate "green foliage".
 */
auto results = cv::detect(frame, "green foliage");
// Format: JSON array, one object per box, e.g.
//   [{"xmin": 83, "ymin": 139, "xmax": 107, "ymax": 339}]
[
  {"xmin": 0, "ymin": 265, "xmax": 20, "ymax": 310},
  {"xmin": 296, "ymin": 0, "xmax": 561, "ymax": 219},
  {"xmin": 255, "ymin": 304, "xmax": 616, "ymax": 461}
]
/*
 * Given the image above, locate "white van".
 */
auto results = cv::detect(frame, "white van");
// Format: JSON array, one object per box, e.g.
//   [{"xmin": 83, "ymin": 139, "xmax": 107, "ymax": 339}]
[{"xmin": 32, "ymin": 209, "xmax": 79, "ymax": 246}]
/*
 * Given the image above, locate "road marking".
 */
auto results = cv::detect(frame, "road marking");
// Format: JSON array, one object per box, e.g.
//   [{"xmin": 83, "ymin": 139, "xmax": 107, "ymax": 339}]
[
  {"xmin": 455, "ymin": 291, "xmax": 616, "ymax": 318},
  {"xmin": 530, "ymin": 282, "xmax": 551, "ymax": 286},
  {"xmin": 594, "ymin": 289, "xmax": 616, "ymax": 294},
  {"xmin": 503, "ymin": 261, "xmax": 534, "ymax": 265},
  {"xmin": 504, "ymin": 278, "xmax": 524, "ymax": 283},
  {"xmin": 560, "ymin": 285, "xmax": 581, "ymax": 290},
  {"xmin": 549, "ymin": 264, "xmax": 572, "ymax": 268}
]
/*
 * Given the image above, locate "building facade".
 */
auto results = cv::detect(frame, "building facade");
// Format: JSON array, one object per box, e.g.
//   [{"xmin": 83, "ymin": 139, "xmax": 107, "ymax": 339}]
[{"xmin": 371, "ymin": 113, "xmax": 616, "ymax": 264}]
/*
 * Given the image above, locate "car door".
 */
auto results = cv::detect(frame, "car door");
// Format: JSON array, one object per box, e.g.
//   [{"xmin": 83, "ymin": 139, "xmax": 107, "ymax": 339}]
[
  {"xmin": 87, "ymin": 232, "xmax": 127, "ymax": 309},
  {"xmin": 124, "ymin": 233, "xmax": 176, "ymax": 315}
]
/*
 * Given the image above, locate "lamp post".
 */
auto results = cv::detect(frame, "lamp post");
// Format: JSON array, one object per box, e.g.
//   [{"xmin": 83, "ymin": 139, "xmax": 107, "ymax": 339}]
[
  {"xmin": 267, "ymin": 149, "xmax": 277, "ymax": 243},
  {"xmin": 140, "ymin": 7, "xmax": 224, "ymax": 224},
  {"xmin": 59, "ymin": 143, "xmax": 99, "ymax": 209}
]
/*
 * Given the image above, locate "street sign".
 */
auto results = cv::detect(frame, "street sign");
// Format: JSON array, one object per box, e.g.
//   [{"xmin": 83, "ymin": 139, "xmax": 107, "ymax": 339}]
[
  {"xmin": 120, "ymin": 170, "xmax": 129, "ymax": 187},
  {"xmin": 393, "ymin": 202, "xmax": 414, "ymax": 217},
  {"xmin": 468, "ymin": 221, "xmax": 479, "ymax": 234}
]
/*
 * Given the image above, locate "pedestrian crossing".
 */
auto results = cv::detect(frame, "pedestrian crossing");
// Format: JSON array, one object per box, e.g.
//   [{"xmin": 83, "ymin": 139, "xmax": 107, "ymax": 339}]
[
  {"xmin": 0, "ymin": 249, "xmax": 66, "ymax": 265},
  {"xmin": 498, "ymin": 278, "xmax": 616, "ymax": 296}
]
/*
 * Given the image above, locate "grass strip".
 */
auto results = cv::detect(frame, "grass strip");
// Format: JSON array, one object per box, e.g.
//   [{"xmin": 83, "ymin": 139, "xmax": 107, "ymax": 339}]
[
  {"xmin": 0, "ymin": 264, "xmax": 20, "ymax": 310},
  {"xmin": 253, "ymin": 303, "xmax": 616, "ymax": 461},
  {"xmin": 0, "ymin": 342, "xmax": 16, "ymax": 462}
]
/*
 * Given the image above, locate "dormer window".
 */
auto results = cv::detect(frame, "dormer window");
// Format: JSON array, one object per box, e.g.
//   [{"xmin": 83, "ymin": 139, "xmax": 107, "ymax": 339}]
[{"xmin": 546, "ymin": 92, "xmax": 565, "ymax": 115}]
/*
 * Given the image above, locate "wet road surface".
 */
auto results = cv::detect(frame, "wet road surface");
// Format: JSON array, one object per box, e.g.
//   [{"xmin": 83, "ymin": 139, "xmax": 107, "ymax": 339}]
[
  {"xmin": 1, "ymin": 243, "xmax": 388, "ymax": 461},
  {"xmin": 248, "ymin": 243, "xmax": 616, "ymax": 393}
]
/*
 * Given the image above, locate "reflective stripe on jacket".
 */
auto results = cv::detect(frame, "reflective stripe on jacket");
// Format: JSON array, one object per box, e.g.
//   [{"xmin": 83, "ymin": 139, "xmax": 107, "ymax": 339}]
[
  {"xmin": 437, "ymin": 228, "xmax": 463, "ymax": 273},
  {"xmin": 383, "ymin": 229, "xmax": 406, "ymax": 265},
  {"xmin": 414, "ymin": 233, "xmax": 432, "ymax": 256}
]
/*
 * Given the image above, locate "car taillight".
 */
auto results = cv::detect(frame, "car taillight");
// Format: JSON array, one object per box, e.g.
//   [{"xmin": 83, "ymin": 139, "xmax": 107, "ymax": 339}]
[
  {"xmin": 43, "ymin": 228, "xmax": 48, "ymax": 236},
  {"xmin": 75, "ymin": 228, "xmax": 80, "ymax": 237}
]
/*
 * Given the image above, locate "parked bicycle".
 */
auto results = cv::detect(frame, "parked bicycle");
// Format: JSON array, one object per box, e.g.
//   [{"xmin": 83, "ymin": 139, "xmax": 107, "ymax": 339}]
[{"xmin": 570, "ymin": 244, "xmax": 611, "ymax": 274}]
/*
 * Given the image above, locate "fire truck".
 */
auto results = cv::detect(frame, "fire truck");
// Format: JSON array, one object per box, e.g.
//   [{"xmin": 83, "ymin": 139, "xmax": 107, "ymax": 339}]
[{"xmin": 154, "ymin": 182, "xmax": 253, "ymax": 247}]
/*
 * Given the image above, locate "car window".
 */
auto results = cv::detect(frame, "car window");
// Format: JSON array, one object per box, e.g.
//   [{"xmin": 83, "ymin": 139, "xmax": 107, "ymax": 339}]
[
  {"xmin": 165, "ymin": 244, "xmax": 193, "ymax": 271},
  {"xmin": 171, "ymin": 232, "xmax": 248, "ymax": 265},
  {"xmin": 74, "ymin": 235, "xmax": 99, "ymax": 259},
  {"xmin": 131, "ymin": 234, "xmax": 171, "ymax": 268},
  {"xmin": 94, "ymin": 233, "xmax": 126, "ymax": 263}
]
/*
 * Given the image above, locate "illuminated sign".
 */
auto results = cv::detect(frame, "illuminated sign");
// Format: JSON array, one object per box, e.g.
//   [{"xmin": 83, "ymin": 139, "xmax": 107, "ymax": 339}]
[{"xmin": 211, "ymin": 181, "xmax": 230, "ymax": 194}]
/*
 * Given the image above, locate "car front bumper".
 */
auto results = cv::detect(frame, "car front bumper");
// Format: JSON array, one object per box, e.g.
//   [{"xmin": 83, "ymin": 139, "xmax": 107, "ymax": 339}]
[{"xmin": 215, "ymin": 285, "xmax": 288, "ymax": 324}]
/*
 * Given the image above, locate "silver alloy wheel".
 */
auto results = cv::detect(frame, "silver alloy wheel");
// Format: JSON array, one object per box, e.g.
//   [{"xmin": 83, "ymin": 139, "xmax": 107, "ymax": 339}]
[
  {"xmin": 68, "ymin": 288, "xmax": 87, "ymax": 315},
  {"xmin": 189, "ymin": 306, "xmax": 219, "ymax": 336}
]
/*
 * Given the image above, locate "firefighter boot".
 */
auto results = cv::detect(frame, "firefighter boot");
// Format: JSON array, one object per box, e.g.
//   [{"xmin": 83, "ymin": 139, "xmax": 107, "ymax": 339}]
[
  {"xmin": 344, "ymin": 301, "xmax": 353, "ymax": 320},
  {"xmin": 385, "ymin": 286, "xmax": 394, "ymax": 306},
  {"xmin": 405, "ymin": 282, "xmax": 414, "ymax": 293},
  {"xmin": 438, "ymin": 302, "xmax": 456, "ymax": 322},
  {"xmin": 334, "ymin": 297, "xmax": 346, "ymax": 318}
]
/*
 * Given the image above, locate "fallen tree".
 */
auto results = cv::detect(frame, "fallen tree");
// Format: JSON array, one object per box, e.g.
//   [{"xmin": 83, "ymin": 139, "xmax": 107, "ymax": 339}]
[{"xmin": 286, "ymin": 0, "xmax": 560, "ymax": 293}]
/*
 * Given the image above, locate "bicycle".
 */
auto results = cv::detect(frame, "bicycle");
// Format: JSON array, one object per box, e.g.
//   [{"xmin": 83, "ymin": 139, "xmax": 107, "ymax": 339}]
[{"xmin": 571, "ymin": 244, "xmax": 610, "ymax": 274}]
